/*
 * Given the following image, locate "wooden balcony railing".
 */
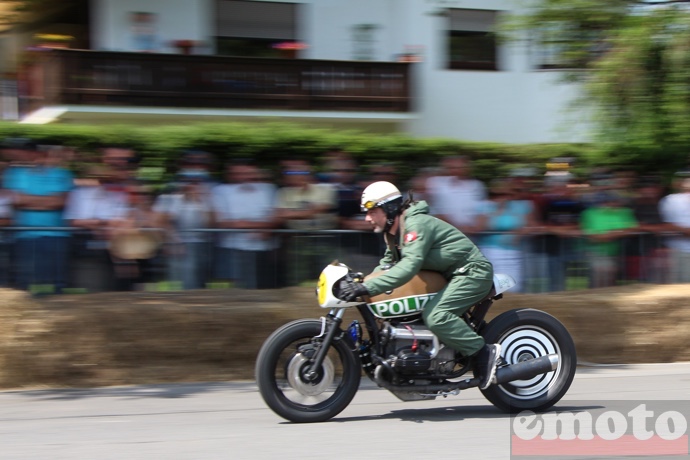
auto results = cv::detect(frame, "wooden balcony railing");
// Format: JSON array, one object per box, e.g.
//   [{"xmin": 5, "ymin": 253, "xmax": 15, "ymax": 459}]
[{"xmin": 22, "ymin": 49, "xmax": 412, "ymax": 114}]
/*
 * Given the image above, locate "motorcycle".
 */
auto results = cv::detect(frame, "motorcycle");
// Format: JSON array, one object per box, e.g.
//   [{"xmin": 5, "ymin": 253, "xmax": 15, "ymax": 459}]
[{"xmin": 256, "ymin": 261, "xmax": 577, "ymax": 423}]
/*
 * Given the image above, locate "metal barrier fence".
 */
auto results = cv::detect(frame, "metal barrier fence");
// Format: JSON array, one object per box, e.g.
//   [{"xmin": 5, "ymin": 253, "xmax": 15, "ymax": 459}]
[{"xmin": 0, "ymin": 227, "xmax": 685, "ymax": 294}]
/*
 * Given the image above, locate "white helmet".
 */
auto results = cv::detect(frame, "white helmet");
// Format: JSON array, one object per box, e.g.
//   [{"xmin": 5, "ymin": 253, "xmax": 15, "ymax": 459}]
[
  {"xmin": 360, "ymin": 181, "xmax": 402, "ymax": 212},
  {"xmin": 361, "ymin": 181, "xmax": 403, "ymax": 232}
]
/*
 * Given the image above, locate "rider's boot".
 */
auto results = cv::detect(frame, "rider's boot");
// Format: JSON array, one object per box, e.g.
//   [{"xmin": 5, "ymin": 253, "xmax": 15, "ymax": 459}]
[{"xmin": 475, "ymin": 343, "xmax": 502, "ymax": 390}]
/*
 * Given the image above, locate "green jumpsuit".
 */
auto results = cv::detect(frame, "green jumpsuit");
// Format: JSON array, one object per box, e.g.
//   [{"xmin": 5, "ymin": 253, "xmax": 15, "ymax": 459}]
[{"xmin": 362, "ymin": 201, "xmax": 494, "ymax": 356}]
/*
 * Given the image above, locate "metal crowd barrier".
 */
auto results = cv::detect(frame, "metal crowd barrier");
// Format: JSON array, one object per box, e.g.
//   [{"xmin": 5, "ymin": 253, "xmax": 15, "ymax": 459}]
[{"xmin": 0, "ymin": 227, "xmax": 685, "ymax": 294}]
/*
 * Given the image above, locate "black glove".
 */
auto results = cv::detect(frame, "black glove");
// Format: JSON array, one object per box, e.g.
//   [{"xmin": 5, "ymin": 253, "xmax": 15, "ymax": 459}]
[{"xmin": 339, "ymin": 280, "xmax": 369, "ymax": 302}]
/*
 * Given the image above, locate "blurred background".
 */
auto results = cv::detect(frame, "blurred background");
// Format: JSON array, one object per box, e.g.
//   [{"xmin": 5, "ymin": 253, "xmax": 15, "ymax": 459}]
[{"xmin": 0, "ymin": 0, "xmax": 688, "ymax": 296}]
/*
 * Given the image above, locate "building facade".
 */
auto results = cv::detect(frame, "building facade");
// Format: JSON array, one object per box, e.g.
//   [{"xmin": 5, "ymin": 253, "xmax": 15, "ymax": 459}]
[{"xmin": 0, "ymin": 0, "xmax": 591, "ymax": 143}]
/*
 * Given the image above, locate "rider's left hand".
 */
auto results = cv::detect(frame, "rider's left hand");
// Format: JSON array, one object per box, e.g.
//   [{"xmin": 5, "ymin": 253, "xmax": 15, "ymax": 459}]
[{"xmin": 339, "ymin": 280, "xmax": 369, "ymax": 301}]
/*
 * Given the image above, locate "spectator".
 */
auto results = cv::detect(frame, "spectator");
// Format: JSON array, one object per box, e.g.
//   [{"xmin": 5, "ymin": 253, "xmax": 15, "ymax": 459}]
[
  {"xmin": 329, "ymin": 155, "xmax": 367, "ymax": 231},
  {"xmin": 174, "ymin": 150, "xmax": 216, "ymax": 191},
  {"xmin": 627, "ymin": 176, "xmax": 671, "ymax": 283},
  {"xmin": 0, "ymin": 137, "xmax": 34, "ymax": 166},
  {"xmin": 276, "ymin": 159, "xmax": 336, "ymax": 285},
  {"xmin": 65, "ymin": 164, "xmax": 130, "ymax": 292},
  {"xmin": 612, "ymin": 169, "xmax": 637, "ymax": 206},
  {"xmin": 154, "ymin": 169, "xmax": 215, "ymax": 290},
  {"xmin": 582, "ymin": 169, "xmax": 615, "ymax": 208},
  {"xmin": 64, "ymin": 145, "xmax": 137, "ymax": 292},
  {"xmin": 509, "ymin": 171, "xmax": 549, "ymax": 292},
  {"xmin": 316, "ymin": 146, "xmax": 350, "ymax": 184},
  {"xmin": 326, "ymin": 154, "xmax": 381, "ymax": 272},
  {"xmin": 535, "ymin": 177, "xmax": 586, "ymax": 292},
  {"xmin": 475, "ymin": 179, "xmax": 536, "ymax": 292},
  {"xmin": 363, "ymin": 162, "xmax": 399, "ymax": 187},
  {"xmin": 42, "ymin": 142, "xmax": 75, "ymax": 169},
  {"xmin": 3, "ymin": 141, "xmax": 74, "ymax": 294},
  {"xmin": 211, "ymin": 161, "xmax": 280, "ymax": 289},
  {"xmin": 426, "ymin": 155, "xmax": 487, "ymax": 238},
  {"xmin": 670, "ymin": 168, "xmax": 690, "ymax": 193},
  {"xmin": 0, "ymin": 140, "xmax": 16, "ymax": 287},
  {"xmin": 0, "ymin": 191, "xmax": 11, "ymax": 285},
  {"xmin": 101, "ymin": 144, "xmax": 139, "ymax": 185},
  {"xmin": 276, "ymin": 159, "xmax": 336, "ymax": 230},
  {"xmin": 407, "ymin": 166, "xmax": 440, "ymax": 204},
  {"xmin": 580, "ymin": 192, "xmax": 639, "ymax": 288},
  {"xmin": 107, "ymin": 182, "xmax": 166, "ymax": 290},
  {"xmin": 659, "ymin": 176, "xmax": 690, "ymax": 283}
]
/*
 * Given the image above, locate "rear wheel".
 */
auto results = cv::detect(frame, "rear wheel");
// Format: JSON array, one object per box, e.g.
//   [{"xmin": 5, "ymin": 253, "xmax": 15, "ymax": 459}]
[
  {"xmin": 480, "ymin": 309, "xmax": 576, "ymax": 413},
  {"xmin": 255, "ymin": 319, "xmax": 361, "ymax": 423}
]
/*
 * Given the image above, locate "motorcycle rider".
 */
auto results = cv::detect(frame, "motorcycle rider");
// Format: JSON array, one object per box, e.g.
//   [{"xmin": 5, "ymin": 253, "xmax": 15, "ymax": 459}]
[{"xmin": 338, "ymin": 181, "xmax": 502, "ymax": 390}]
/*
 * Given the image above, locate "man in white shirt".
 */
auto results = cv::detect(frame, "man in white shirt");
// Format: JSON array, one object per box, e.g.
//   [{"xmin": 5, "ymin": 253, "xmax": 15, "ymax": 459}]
[
  {"xmin": 212, "ymin": 162, "xmax": 280, "ymax": 289},
  {"xmin": 154, "ymin": 171, "xmax": 214, "ymax": 290},
  {"xmin": 659, "ymin": 177, "xmax": 690, "ymax": 283},
  {"xmin": 426, "ymin": 156, "xmax": 487, "ymax": 238},
  {"xmin": 64, "ymin": 161, "xmax": 131, "ymax": 292}
]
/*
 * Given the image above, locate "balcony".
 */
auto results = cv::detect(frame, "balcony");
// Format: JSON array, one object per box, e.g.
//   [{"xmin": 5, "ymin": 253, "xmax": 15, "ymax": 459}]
[{"xmin": 19, "ymin": 49, "xmax": 413, "ymax": 123}]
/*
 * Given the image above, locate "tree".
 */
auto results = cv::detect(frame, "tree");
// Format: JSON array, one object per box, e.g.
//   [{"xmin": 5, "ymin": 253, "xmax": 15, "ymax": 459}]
[{"xmin": 504, "ymin": 0, "xmax": 690, "ymax": 172}]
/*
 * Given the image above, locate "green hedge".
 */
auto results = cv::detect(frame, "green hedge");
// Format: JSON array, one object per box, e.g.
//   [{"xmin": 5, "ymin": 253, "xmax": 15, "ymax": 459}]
[{"xmin": 0, "ymin": 121, "xmax": 599, "ymax": 185}]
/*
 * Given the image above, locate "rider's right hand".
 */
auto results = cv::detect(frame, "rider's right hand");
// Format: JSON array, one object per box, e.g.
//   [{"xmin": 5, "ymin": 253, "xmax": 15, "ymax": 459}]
[{"xmin": 338, "ymin": 280, "xmax": 369, "ymax": 301}]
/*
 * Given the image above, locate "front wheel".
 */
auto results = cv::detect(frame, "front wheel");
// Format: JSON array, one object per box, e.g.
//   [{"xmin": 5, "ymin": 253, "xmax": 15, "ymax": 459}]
[
  {"xmin": 255, "ymin": 319, "xmax": 361, "ymax": 423},
  {"xmin": 480, "ymin": 309, "xmax": 576, "ymax": 413}
]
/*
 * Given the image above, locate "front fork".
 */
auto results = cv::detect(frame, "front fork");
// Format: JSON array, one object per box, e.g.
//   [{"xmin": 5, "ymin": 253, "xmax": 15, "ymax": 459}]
[{"xmin": 304, "ymin": 309, "xmax": 346, "ymax": 381}]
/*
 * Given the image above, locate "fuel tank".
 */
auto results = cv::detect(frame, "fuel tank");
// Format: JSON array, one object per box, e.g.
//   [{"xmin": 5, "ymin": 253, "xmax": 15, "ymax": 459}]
[{"xmin": 364, "ymin": 270, "xmax": 447, "ymax": 319}]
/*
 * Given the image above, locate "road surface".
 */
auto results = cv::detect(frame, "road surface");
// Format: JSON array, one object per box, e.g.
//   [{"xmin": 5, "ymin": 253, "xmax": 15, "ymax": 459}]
[{"xmin": 1, "ymin": 363, "xmax": 689, "ymax": 459}]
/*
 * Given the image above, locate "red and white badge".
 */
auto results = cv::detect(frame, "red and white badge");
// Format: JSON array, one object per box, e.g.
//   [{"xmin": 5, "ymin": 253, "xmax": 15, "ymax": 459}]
[{"xmin": 404, "ymin": 231, "xmax": 418, "ymax": 243}]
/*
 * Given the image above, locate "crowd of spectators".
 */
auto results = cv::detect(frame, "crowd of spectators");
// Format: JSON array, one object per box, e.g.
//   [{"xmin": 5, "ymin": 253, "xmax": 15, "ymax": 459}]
[{"xmin": 1, "ymin": 137, "xmax": 689, "ymax": 295}]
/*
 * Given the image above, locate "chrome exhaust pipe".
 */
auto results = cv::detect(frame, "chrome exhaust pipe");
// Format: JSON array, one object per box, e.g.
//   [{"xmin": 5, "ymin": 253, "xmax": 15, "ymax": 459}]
[{"xmin": 494, "ymin": 354, "xmax": 559, "ymax": 385}]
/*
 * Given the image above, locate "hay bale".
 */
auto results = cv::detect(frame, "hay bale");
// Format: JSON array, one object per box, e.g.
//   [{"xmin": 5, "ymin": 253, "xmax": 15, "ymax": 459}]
[
  {"xmin": 487, "ymin": 284, "xmax": 690, "ymax": 364},
  {"xmin": 0, "ymin": 284, "xmax": 689, "ymax": 389}
]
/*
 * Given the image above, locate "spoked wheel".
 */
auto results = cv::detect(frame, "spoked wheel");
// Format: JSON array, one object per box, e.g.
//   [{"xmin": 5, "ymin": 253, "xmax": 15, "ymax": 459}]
[
  {"xmin": 480, "ymin": 309, "xmax": 576, "ymax": 413},
  {"xmin": 255, "ymin": 319, "xmax": 361, "ymax": 423}
]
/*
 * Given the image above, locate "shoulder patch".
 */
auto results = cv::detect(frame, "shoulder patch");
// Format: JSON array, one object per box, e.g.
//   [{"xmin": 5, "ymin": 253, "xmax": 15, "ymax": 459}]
[{"xmin": 404, "ymin": 231, "xmax": 418, "ymax": 243}]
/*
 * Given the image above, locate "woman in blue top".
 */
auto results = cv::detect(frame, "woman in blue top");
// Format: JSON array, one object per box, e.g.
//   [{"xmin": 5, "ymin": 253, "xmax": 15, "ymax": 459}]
[{"xmin": 476, "ymin": 179, "xmax": 536, "ymax": 292}]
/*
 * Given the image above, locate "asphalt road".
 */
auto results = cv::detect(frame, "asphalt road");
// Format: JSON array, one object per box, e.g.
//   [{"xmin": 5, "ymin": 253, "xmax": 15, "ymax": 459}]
[{"xmin": 1, "ymin": 363, "xmax": 689, "ymax": 460}]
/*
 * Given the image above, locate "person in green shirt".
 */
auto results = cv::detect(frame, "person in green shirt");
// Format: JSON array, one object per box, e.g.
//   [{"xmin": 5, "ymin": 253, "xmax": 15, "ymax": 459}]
[
  {"xmin": 580, "ymin": 192, "xmax": 639, "ymax": 288},
  {"xmin": 338, "ymin": 181, "xmax": 501, "ymax": 390}
]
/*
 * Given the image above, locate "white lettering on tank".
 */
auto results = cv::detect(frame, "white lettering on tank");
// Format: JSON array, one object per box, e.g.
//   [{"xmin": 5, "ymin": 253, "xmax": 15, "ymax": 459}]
[
  {"xmin": 369, "ymin": 293, "xmax": 438, "ymax": 317},
  {"xmin": 389, "ymin": 300, "xmax": 404, "ymax": 315}
]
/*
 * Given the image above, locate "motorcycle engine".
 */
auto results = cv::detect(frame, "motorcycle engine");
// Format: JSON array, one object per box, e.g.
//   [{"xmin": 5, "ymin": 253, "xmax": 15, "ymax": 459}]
[{"xmin": 381, "ymin": 322, "xmax": 456, "ymax": 375}]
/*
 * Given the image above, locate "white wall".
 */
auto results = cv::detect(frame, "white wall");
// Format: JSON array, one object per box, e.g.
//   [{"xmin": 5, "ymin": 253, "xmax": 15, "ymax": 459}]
[
  {"xmin": 305, "ymin": 0, "xmax": 591, "ymax": 143},
  {"xmin": 91, "ymin": 0, "xmax": 214, "ymax": 53}
]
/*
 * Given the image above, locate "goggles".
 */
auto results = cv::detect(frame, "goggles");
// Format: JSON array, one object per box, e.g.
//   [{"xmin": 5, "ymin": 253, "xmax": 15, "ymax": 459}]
[
  {"xmin": 361, "ymin": 200, "xmax": 380, "ymax": 212},
  {"xmin": 361, "ymin": 194, "xmax": 401, "ymax": 212}
]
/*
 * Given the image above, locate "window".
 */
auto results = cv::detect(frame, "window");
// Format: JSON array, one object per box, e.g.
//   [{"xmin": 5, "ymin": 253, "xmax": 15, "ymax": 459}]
[
  {"xmin": 215, "ymin": 0, "xmax": 299, "ymax": 58},
  {"xmin": 447, "ymin": 9, "xmax": 498, "ymax": 71},
  {"xmin": 531, "ymin": 24, "xmax": 608, "ymax": 70},
  {"xmin": 351, "ymin": 24, "xmax": 379, "ymax": 61}
]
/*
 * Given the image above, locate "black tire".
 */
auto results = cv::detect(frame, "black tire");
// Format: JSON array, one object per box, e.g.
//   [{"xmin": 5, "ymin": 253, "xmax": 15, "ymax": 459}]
[
  {"xmin": 480, "ymin": 309, "xmax": 576, "ymax": 413},
  {"xmin": 255, "ymin": 319, "xmax": 361, "ymax": 423}
]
